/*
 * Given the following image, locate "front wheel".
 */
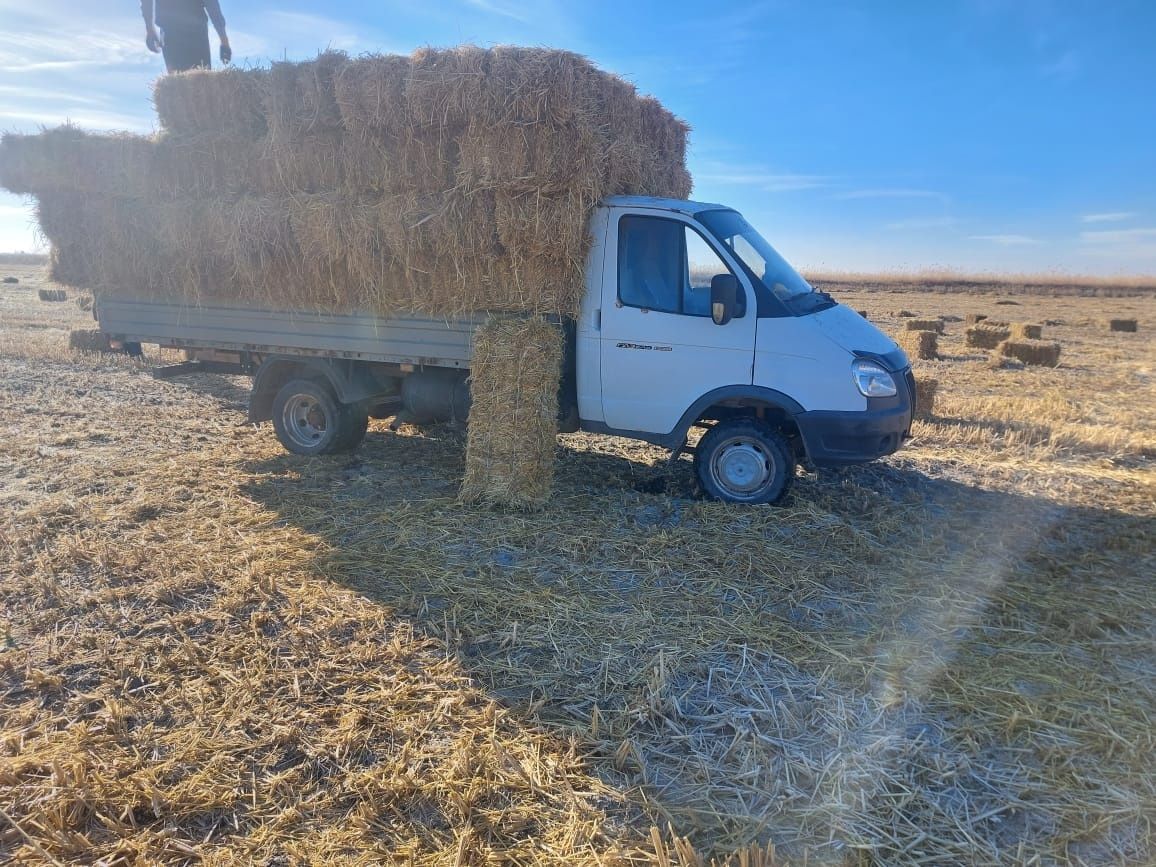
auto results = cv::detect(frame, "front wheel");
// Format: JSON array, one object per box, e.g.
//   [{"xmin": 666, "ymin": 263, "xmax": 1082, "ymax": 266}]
[
  {"xmin": 694, "ymin": 420, "xmax": 795, "ymax": 505},
  {"xmin": 271, "ymin": 379, "xmax": 364, "ymax": 456}
]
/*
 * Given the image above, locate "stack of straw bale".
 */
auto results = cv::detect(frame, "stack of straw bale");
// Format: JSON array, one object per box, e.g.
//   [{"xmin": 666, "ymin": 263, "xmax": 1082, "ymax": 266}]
[
  {"xmin": 913, "ymin": 374, "xmax": 938, "ymax": 419},
  {"xmin": 0, "ymin": 46, "xmax": 691, "ymax": 319},
  {"xmin": 0, "ymin": 46, "xmax": 692, "ymax": 507}
]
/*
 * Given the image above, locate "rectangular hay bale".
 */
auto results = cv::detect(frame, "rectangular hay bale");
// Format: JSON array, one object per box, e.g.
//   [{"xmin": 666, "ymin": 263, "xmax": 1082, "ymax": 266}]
[
  {"xmin": 154, "ymin": 68, "xmax": 268, "ymax": 139},
  {"xmin": 461, "ymin": 316, "xmax": 563, "ymax": 509},
  {"xmin": 998, "ymin": 338, "xmax": 1061, "ymax": 367},
  {"xmin": 1107, "ymin": 318, "xmax": 1138, "ymax": 332},
  {"xmin": 38, "ymin": 288, "xmax": 67, "ymax": 302},
  {"xmin": 913, "ymin": 375, "xmax": 938, "ymax": 419},
  {"xmin": 964, "ymin": 313, "xmax": 988, "ymax": 325},
  {"xmin": 904, "ymin": 318, "xmax": 944, "ymax": 334},
  {"xmin": 965, "ymin": 324, "xmax": 1011, "ymax": 349},
  {"xmin": 897, "ymin": 328, "xmax": 938, "ymax": 360},
  {"xmin": 1010, "ymin": 322, "xmax": 1043, "ymax": 339}
]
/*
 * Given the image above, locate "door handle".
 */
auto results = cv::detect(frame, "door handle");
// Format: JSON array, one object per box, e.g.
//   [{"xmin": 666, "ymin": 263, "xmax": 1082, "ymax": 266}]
[{"xmin": 593, "ymin": 308, "xmax": 601, "ymax": 331}]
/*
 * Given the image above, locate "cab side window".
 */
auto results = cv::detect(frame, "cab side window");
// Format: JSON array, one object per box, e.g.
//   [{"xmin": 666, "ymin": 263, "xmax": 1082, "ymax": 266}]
[{"xmin": 618, "ymin": 215, "xmax": 740, "ymax": 317}]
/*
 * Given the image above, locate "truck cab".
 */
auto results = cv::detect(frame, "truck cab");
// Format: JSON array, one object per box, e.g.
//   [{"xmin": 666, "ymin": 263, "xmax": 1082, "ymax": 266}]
[
  {"xmin": 575, "ymin": 197, "xmax": 913, "ymax": 502},
  {"xmin": 93, "ymin": 195, "xmax": 913, "ymax": 506}
]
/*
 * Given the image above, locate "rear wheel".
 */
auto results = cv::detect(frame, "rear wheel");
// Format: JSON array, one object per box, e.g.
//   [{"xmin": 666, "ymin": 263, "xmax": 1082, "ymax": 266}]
[
  {"xmin": 271, "ymin": 379, "xmax": 363, "ymax": 456},
  {"xmin": 694, "ymin": 419, "xmax": 795, "ymax": 505}
]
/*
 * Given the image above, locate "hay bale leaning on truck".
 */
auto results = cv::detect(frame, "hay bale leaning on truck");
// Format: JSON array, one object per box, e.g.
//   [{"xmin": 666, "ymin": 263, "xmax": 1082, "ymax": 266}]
[{"xmin": 0, "ymin": 46, "xmax": 691, "ymax": 508}]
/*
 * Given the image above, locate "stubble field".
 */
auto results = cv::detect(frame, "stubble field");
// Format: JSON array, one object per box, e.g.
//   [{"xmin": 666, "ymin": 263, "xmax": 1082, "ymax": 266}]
[{"xmin": 1, "ymin": 263, "xmax": 1154, "ymax": 865}]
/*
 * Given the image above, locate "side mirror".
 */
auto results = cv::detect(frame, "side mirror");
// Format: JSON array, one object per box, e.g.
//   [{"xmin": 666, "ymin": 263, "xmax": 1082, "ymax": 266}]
[{"xmin": 710, "ymin": 274, "xmax": 738, "ymax": 325}]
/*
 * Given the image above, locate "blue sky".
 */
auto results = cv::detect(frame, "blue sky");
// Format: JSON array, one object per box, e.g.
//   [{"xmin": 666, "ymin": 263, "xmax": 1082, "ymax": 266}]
[{"xmin": 1, "ymin": 0, "xmax": 1154, "ymax": 275}]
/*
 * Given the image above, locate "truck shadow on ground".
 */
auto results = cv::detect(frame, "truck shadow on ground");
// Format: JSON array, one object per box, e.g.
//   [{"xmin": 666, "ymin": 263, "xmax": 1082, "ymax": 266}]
[{"xmin": 237, "ymin": 425, "xmax": 1155, "ymax": 855}]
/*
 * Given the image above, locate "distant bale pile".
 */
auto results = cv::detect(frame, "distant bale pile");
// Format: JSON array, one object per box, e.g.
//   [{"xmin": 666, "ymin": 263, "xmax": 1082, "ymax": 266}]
[
  {"xmin": 964, "ymin": 313, "xmax": 987, "ymax": 325},
  {"xmin": 37, "ymin": 288, "xmax": 67, "ymax": 302},
  {"xmin": 1107, "ymin": 318, "xmax": 1138, "ymax": 333},
  {"xmin": 897, "ymin": 328, "xmax": 938, "ymax": 360},
  {"xmin": 965, "ymin": 323, "xmax": 1011, "ymax": 349},
  {"xmin": 2, "ymin": 275, "xmax": 18, "ymax": 284},
  {"xmin": 904, "ymin": 318, "xmax": 944, "ymax": 334},
  {"xmin": 998, "ymin": 338, "xmax": 1061, "ymax": 367},
  {"xmin": 895, "ymin": 309, "xmax": 916, "ymax": 317},
  {"xmin": 913, "ymin": 375, "xmax": 938, "ymax": 419},
  {"xmin": 460, "ymin": 316, "xmax": 563, "ymax": 509}
]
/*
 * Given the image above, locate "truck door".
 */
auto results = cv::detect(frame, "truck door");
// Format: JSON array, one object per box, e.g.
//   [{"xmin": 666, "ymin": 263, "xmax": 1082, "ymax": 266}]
[{"xmin": 599, "ymin": 211, "xmax": 756, "ymax": 434}]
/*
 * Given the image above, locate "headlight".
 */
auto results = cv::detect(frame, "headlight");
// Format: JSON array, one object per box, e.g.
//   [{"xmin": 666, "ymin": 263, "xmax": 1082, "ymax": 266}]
[{"xmin": 852, "ymin": 359, "xmax": 897, "ymax": 397}]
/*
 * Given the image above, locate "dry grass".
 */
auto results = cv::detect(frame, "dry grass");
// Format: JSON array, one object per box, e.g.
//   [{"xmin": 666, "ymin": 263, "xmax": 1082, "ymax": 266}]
[{"xmin": 2, "ymin": 271, "xmax": 1155, "ymax": 865}]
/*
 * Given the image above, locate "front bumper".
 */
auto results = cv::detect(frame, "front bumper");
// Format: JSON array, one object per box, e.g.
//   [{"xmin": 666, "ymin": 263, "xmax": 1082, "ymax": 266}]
[{"xmin": 795, "ymin": 368, "xmax": 914, "ymax": 466}]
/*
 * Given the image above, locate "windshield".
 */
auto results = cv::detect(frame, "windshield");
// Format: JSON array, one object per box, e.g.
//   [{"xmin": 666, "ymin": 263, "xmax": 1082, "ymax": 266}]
[{"xmin": 697, "ymin": 210, "xmax": 814, "ymax": 303}]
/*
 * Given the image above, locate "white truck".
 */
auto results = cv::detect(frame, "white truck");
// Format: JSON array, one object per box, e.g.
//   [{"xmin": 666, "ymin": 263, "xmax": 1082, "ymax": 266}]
[{"xmin": 94, "ymin": 195, "xmax": 914, "ymax": 504}]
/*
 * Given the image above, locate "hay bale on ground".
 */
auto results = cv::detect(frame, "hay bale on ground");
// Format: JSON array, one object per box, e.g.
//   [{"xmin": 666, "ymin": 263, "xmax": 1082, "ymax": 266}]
[
  {"xmin": 2, "ymin": 276, "xmax": 18, "ymax": 284},
  {"xmin": 998, "ymin": 338, "xmax": 1061, "ymax": 367},
  {"xmin": 964, "ymin": 313, "xmax": 987, "ymax": 325},
  {"xmin": 69, "ymin": 328, "xmax": 111, "ymax": 353},
  {"xmin": 1107, "ymin": 318, "xmax": 1138, "ymax": 332},
  {"xmin": 461, "ymin": 316, "xmax": 563, "ymax": 509},
  {"xmin": 965, "ymin": 323, "xmax": 1011, "ymax": 349},
  {"xmin": 1011, "ymin": 322, "xmax": 1043, "ymax": 339},
  {"xmin": 154, "ymin": 68, "xmax": 268, "ymax": 138},
  {"xmin": 897, "ymin": 328, "xmax": 938, "ymax": 360},
  {"xmin": 38, "ymin": 288, "xmax": 67, "ymax": 302},
  {"xmin": 913, "ymin": 375, "xmax": 938, "ymax": 419},
  {"xmin": 895, "ymin": 309, "xmax": 916, "ymax": 317},
  {"xmin": 904, "ymin": 318, "xmax": 944, "ymax": 334}
]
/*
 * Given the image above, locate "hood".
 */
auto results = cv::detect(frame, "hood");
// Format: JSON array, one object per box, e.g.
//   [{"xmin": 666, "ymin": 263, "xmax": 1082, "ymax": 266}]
[{"xmin": 809, "ymin": 304, "xmax": 897, "ymax": 355}]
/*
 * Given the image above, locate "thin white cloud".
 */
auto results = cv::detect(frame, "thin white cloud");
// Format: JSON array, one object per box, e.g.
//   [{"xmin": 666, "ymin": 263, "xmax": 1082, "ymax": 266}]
[
  {"xmin": 695, "ymin": 161, "xmax": 830, "ymax": 192},
  {"xmin": 970, "ymin": 234, "xmax": 1044, "ymax": 246},
  {"xmin": 837, "ymin": 188, "xmax": 946, "ymax": 201},
  {"xmin": 886, "ymin": 216, "xmax": 958, "ymax": 231},
  {"xmin": 0, "ymin": 108, "xmax": 153, "ymax": 131},
  {"xmin": 1080, "ymin": 227, "xmax": 1156, "ymax": 244},
  {"xmin": 463, "ymin": 0, "xmax": 532, "ymax": 23},
  {"xmin": 1081, "ymin": 212, "xmax": 1136, "ymax": 224},
  {"xmin": 263, "ymin": 11, "xmax": 368, "ymax": 52},
  {"xmin": 1040, "ymin": 50, "xmax": 1080, "ymax": 81}
]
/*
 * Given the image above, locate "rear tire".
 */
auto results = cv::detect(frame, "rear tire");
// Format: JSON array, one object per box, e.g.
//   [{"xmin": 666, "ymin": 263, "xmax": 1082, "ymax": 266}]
[
  {"xmin": 334, "ymin": 403, "xmax": 369, "ymax": 452},
  {"xmin": 271, "ymin": 379, "xmax": 357, "ymax": 456},
  {"xmin": 694, "ymin": 419, "xmax": 795, "ymax": 505}
]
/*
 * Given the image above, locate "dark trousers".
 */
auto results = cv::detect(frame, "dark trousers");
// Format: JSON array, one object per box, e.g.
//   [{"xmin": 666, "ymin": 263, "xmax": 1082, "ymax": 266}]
[{"xmin": 162, "ymin": 21, "xmax": 212, "ymax": 72}]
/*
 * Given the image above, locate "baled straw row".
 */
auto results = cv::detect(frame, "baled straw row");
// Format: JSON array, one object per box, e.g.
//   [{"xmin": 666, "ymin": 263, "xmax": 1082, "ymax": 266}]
[
  {"xmin": 460, "ymin": 316, "xmax": 563, "ymax": 509},
  {"xmin": 32, "ymin": 191, "xmax": 590, "ymax": 316}
]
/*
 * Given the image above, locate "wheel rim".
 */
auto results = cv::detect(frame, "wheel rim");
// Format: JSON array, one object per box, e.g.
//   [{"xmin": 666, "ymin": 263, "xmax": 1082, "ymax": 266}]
[
  {"xmin": 282, "ymin": 393, "xmax": 330, "ymax": 449},
  {"xmin": 709, "ymin": 436, "xmax": 776, "ymax": 499}
]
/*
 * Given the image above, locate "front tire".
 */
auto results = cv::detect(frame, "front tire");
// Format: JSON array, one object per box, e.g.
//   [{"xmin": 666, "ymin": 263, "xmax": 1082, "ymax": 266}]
[
  {"xmin": 271, "ymin": 379, "xmax": 362, "ymax": 456},
  {"xmin": 694, "ymin": 419, "xmax": 795, "ymax": 505}
]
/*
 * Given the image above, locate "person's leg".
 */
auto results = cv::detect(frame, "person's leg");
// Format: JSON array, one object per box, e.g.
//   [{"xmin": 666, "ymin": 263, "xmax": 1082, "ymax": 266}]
[{"xmin": 161, "ymin": 22, "xmax": 212, "ymax": 72}]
